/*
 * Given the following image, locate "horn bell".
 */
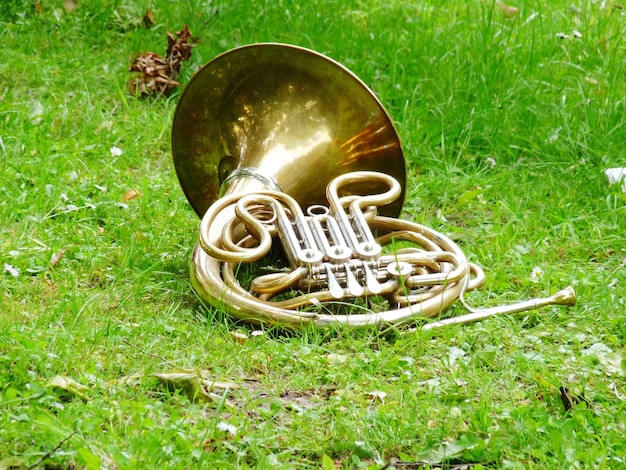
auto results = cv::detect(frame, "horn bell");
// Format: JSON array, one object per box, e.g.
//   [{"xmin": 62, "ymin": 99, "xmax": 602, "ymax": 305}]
[{"xmin": 172, "ymin": 43, "xmax": 406, "ymax": 218}]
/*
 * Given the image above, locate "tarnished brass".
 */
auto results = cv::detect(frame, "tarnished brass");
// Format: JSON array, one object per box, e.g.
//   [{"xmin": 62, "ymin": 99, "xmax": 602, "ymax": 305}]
[{"xmin": 172, "ymin": 43, "xmax": 576, "ymax": 329}]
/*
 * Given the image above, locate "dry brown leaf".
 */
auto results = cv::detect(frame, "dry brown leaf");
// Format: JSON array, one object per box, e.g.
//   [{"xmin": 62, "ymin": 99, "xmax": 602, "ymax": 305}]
[
  {"xmin": 48, "ymin": 375, "xmax": 90, "ymax": 402},
  {"xmin": 143, "ymin": 9, "xmax": 156, "ymax": 28},
  {"xmin": 121, "ymin": 189, "xmax": 140, "ymax": 202},
  {"xmin": 154, "ymin": 369, "xmax": 238, "ymax": 404},
  {"xmin": 50, "ymin": 249, "xmax": 66, "ymax": 268},
  {"xmin": 129, "ymin": 25, "xmax": 197, "ymax": 97}
]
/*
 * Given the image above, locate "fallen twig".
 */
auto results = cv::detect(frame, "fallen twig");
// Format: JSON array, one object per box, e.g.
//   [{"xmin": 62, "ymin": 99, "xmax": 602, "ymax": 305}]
[{"xmin": 26, "ymin": 431, "xmax": 78, "ymax": 470}]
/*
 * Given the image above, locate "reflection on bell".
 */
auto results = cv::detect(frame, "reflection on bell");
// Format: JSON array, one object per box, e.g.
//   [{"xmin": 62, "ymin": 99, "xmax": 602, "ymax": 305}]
[{"xmin": 172, "ymin": 42, "xmax": 405, "ymax": 218}]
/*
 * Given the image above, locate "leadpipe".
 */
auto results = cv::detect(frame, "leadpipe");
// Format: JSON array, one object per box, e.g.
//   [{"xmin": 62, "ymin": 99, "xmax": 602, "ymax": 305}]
[{"xmin": 415, "ymin": 286, "xmax": 576, "ymax": 331}]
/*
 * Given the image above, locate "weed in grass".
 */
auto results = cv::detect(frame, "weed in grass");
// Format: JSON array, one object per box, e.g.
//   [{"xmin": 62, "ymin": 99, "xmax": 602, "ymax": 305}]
[{"xmin": 2, "ymin": 1, "xmax": 626, "ymax": 469}]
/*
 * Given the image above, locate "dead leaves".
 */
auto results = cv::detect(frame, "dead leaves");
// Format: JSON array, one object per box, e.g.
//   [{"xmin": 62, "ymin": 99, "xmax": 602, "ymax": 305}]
[
  {"xmin": 46, "ymin": 370, "xmax": 239, "ymax": 406},
  {"xmin": 154, "ymin": 370, "xmax": 239, "ymax": 405},
  {"xmin": 129, "ymin": 25, "xmax": 197, "ymax": 98},
  {"xmin": 48, "ymin": 375, "xmax": 91, "ymax": 402},
  {"xmin": 143, "ymin": 9, "xmax": 156, "ymax": 29},
  {"xmin": 49, "ymin": 249, "xmax": 65, "ymax": 268},
  {"xmin": 120, "ymin": 188, "xmax": 140, "ymax": 202}
]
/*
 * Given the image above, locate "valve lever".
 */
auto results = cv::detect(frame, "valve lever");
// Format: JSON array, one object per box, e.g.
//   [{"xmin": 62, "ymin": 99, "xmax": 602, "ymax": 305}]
[
  {"xmin": 325, "ymin": 264, "xmax": 344, "ymax": 299},
  {"xmin": 344, "ymin": 263, "xmax": 364, "ymax": 297},
  {"xmin": 362, "ymin": 262, "xmax": 383, "ymax": 294}
]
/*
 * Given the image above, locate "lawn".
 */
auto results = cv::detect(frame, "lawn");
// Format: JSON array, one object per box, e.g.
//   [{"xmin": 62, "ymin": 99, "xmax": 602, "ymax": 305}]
[{"xmin": 1, "ymin": 0, "xmax": 625, "ymax": 468}]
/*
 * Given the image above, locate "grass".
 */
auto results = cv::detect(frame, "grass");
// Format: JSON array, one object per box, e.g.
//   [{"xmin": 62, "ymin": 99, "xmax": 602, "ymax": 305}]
[{"xmin": 1, "ymin": 0, "xmax": 625, "ymax": 468}]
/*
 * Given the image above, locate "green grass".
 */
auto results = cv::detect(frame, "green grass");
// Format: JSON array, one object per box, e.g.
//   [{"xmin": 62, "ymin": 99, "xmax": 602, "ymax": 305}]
[{"xmin": 1, "ymin": 0, "xmax": 626, "ymax": 468}]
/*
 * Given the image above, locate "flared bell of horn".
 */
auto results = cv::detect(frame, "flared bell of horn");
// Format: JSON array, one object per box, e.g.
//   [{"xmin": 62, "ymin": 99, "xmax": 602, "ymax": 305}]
[{"xmin": 172, "ymin": 43, "xmax": 405, "ymax": 218}]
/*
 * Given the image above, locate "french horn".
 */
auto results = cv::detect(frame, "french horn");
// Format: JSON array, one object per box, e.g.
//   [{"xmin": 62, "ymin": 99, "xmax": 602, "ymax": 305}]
[{"xmin": 172, "ymin": 43, "xmax": 576, "ymax": 329}]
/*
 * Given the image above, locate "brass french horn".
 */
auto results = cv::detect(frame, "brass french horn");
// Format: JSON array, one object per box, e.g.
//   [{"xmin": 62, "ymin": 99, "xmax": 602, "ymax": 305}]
[{"xmin": 172, "ymin": 43, "xmax": 575, "ymax": 329}]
